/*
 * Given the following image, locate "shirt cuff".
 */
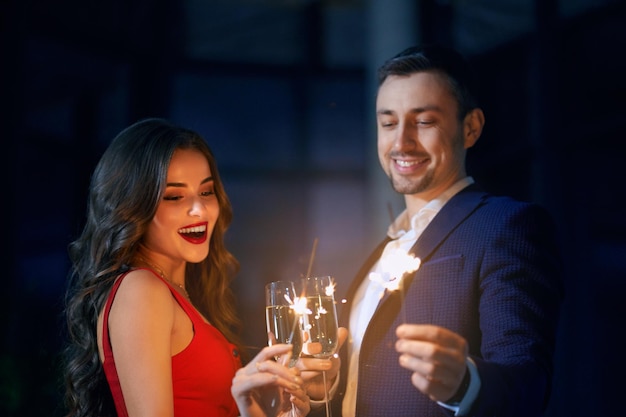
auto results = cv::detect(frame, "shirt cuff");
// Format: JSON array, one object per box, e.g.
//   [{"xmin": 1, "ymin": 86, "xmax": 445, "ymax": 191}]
[{"xmin": 437, "ymin": 357, "xmax": 481, "ymax": 416}]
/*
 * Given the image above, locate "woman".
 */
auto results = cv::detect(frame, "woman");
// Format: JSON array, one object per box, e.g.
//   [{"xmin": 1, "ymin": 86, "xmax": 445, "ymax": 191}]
[{"xmin": 64, "ymin": 118, "xmax": 309, "ymax": 417}]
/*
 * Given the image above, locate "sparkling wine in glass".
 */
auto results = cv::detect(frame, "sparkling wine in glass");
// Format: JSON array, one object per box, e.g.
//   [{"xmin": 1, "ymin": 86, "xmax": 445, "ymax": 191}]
[
  {"xmin": 265, "ymin": 280, "xmax": 303, "ymax": 368},
  {"xmin": 300, "ymin": 275, "xmax": 339, "ymax": 358},
  {"xmin": 265, "ymin": 280, "xmax": 304, "ymax": 416},
  {"xmin": 301, "ymin": 275, "xmax": 338, "ymax": 417}
]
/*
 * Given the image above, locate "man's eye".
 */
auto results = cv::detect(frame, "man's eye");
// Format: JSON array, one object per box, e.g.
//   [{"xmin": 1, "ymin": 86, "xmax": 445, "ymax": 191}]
[{"xmin": 417, "ymin": 120, "xmax": 434, "ymax": 126}]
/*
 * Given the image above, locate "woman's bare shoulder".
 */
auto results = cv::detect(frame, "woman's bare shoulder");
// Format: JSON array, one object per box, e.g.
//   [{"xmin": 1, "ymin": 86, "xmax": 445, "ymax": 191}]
[{"xmin": 111, "ymin": 269, "xmax": 175, "ymax": 316}]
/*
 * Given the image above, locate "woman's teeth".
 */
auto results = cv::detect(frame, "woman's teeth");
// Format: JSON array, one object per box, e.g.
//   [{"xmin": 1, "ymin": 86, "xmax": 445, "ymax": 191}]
[{"xmin": 178, "ymin": 225, "xmax": 206, "ymax": 237}]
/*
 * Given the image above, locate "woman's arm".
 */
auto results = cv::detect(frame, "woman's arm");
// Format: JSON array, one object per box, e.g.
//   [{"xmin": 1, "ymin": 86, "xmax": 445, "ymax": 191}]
[{"xmin": 107, "ymin": 270, "xmax": 180, "ymax": 417}]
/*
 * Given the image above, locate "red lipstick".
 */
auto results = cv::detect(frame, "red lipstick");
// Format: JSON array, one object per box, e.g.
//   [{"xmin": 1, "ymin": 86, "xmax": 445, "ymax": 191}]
[{"xmin": 178, "ymin": 222, "xmax": 208, "ymax": 244}]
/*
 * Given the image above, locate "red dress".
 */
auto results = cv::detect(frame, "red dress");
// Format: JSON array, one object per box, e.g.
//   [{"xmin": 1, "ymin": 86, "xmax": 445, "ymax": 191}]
[{"xmin": 102, "ymin": 268, "xmax": 242, "ymax": 416}]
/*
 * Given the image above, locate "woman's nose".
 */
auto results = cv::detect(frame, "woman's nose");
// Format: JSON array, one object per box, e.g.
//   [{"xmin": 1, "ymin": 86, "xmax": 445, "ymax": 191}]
[{"xmin": 188, "ymin": 197, "xmax": 206, "ymax": 217}]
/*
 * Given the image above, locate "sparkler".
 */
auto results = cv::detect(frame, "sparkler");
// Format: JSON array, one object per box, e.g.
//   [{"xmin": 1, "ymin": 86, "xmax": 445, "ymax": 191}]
[
  {"xmin": 286, "ymin": 292, "xmax": 311, "ymax": 348},
  {"xmin": 303, "ymin": 237, "xmax": 319, "ymax": 346},
  {"xmin": 368, "ymin": 248, "xmax": 421, "ymax": 322},
  {"xmin": 286, "ymin": 238, "xmax": 320, "ymax": 352},
  {"xmin": 305, "ymin": 237, "xmax": 318, "ymax": 279},
  {"xmin": 324, "ymin": 280, "xmax": 336, "ymax": 297}
]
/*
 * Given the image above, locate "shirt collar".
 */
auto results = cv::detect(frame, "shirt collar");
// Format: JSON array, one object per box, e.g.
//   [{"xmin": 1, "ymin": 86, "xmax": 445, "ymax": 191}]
[{"xmin": 387, "ymin": 177, "xmax": 474, "ymax": 239}]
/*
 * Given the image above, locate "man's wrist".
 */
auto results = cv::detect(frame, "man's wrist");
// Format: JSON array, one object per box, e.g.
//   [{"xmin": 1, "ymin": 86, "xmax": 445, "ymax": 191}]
[
  {"xmin": 446, "ymin": 366, "xmax": 471, "ymax": 405},
  {"xmin": 309, "ymin": 371, "xmax": 339, "ymax": 405},
  {"xmin": 437, "ymin": 357, "xmax": 481, "ymax": 416}
]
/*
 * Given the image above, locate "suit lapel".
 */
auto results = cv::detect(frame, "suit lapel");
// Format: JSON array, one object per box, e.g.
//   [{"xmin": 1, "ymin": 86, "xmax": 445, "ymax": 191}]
[
  {"xmin": 410, "ymin": 185, "xmax": 487, "ymax": 261},
  {"xmin": 373, "ymin": 185, "xmax": 488, "ymax": 315}
]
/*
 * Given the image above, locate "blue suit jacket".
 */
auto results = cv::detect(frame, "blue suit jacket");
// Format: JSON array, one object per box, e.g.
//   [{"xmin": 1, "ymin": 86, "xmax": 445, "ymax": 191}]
[{"xmin": 330, "ymin": 184, "xmax": 564, "ymax": 417}]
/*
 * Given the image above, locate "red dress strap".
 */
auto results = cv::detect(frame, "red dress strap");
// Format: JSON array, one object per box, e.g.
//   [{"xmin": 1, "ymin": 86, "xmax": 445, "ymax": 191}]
[{"xmin": 101, "ymin": 271, "xmax": 131, "ymax": 417}]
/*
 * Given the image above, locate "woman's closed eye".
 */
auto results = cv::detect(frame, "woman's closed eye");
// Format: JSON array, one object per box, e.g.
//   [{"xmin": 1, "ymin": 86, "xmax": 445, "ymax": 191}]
[{"xmin": 163, "ymin": 194, "xmax": 184, "ymax": 201}]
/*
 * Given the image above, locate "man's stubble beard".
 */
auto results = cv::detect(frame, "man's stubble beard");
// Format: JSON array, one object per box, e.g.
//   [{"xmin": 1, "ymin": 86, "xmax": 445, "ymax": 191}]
[{"xmin": 389, "ymin": 167, "xmax": 435, "ymax": 195}]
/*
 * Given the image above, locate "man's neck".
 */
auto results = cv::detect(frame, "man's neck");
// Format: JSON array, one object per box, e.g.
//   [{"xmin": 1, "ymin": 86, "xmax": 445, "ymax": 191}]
[{"xmin": 403, "ymin": 176, "xmax": 473, "ymax": 219}]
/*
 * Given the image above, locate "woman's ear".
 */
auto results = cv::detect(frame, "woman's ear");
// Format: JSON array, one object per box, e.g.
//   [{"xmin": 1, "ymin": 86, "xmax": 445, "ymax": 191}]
[{"xmin": 463, "ymin": 108, "xmax": 485, "ymax": 149}]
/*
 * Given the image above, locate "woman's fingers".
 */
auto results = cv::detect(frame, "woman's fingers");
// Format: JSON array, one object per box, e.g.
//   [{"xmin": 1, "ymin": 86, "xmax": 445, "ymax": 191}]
[
  {"xmin": 284, "ymin": 384, "xmax": 311, "ymax": 417},
  {"xmin": 233, "ymin": 345, "xmax": 303, "ymax": 394}
]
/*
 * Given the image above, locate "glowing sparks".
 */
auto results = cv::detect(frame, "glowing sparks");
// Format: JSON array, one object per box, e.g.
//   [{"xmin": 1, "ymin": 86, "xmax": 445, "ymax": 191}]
[
  {"xmin": 369, "ymin": 249, "xmax": 421, "ymax": 292},
  {"xmin": 315, "ymin": 305, "xmax": 327, "ymax": 319},
  {"xmin": 284, "ymin": 293, "xmax": 311, "ymax": 353},
  {"xmin": 324, "ymin": 280, "xmax": 336, "ymax": 297},
  {"xmin": 285, "ymin": 294, "xmax": 311, "ymax": 316}
]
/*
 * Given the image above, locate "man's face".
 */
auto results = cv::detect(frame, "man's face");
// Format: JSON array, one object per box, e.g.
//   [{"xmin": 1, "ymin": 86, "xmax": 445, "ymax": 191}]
[{"xmin": 376, "ymin": 71, "xmax": 469, "ymax": 201}]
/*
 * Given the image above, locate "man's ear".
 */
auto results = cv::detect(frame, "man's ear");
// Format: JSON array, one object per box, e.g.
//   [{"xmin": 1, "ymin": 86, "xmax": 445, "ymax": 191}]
[{"xmin": 463, "ymin": 108, "xmax": 485, "ymax": 149}]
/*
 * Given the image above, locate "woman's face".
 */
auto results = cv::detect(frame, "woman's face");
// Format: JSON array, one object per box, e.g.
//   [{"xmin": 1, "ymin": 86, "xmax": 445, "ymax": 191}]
[{"xmin": 143, "ymin": 148, "xmax": 219, "ymax": 265}]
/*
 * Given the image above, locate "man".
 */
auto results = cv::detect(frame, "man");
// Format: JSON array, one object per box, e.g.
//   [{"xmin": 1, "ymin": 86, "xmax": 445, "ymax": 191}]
[{"xmin": 322, "ymin": 45, "xmax": 564, "ymax": 417}]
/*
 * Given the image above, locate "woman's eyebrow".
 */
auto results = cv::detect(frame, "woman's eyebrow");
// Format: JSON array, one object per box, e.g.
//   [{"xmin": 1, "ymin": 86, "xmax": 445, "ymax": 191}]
[{"xmin": 166, "ymin": 176, "xmax": 214, "ymax": 188}]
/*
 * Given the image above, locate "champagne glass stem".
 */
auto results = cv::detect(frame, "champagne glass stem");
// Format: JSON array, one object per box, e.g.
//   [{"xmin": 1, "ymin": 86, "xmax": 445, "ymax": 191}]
[{"xmin": 322, "ymin": 370, "xmax": 331, "ymax": 417}]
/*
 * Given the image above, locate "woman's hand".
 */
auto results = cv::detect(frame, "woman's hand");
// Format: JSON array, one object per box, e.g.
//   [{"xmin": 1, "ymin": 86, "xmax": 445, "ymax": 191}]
[{"xmin": 232, "ymin": 344, "xmax": 310, "ymax": 417}]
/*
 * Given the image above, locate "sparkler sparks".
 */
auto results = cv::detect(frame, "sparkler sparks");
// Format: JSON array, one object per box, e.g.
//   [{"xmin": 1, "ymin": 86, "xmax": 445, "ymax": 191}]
[
  {"xmin": 285, "ymin": 294, "xmax": 311, "ymax": 315},
  {"xmin": 369, "ymin": 249, "xmax": 421, "ymax": 292},
  {"xmin": 316, "ymin": 306, "xmax": 327, "ymax": 318},
  {"xmin": 283, "ymin": 293, "xmax": 311, "ymax": 351},
  {"xmin": 324, "ymin": 280, "xmax": 336, "ymax": 297}
]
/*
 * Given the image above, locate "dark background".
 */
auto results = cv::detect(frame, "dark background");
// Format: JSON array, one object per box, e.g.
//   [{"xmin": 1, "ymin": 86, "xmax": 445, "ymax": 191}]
[{"xmin": 1, "ymin": 0, "xmax": 625, "ymax": 416}]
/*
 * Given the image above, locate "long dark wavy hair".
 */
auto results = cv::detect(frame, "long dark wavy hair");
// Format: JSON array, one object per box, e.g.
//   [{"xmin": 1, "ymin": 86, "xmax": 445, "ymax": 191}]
[{"xmin": 63, "ymin": 118, "xmax": 242, "ymax": 417}]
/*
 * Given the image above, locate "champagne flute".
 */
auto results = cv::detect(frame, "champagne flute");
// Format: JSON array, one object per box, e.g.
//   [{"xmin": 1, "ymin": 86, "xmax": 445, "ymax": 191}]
[
  {"xmin": 265, "ymin": 280, "xmax": 303, "ymax": 367},
  {"xmin": 265, "ymin": 281, "xmax": 303, "ymax": 416},
  {"xmin": 300, "ymin": 275, "xmax": 338, "ymax": 417}
]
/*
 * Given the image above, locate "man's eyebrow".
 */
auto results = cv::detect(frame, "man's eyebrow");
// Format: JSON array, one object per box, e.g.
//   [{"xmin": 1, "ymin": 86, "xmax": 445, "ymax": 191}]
[{"xmin": 377, "ymin": 105, "xmax": 442, "ymax": 116}]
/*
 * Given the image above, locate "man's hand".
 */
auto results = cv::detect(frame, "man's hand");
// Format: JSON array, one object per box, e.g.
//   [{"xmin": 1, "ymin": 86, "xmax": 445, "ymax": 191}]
[
  {"xmin": 395, "ymin": 324, "xmax": 468, "ymax": 403},
  {"xmin": 297, "ymin": 326, "xmax": 348, "ymax": 401}
]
